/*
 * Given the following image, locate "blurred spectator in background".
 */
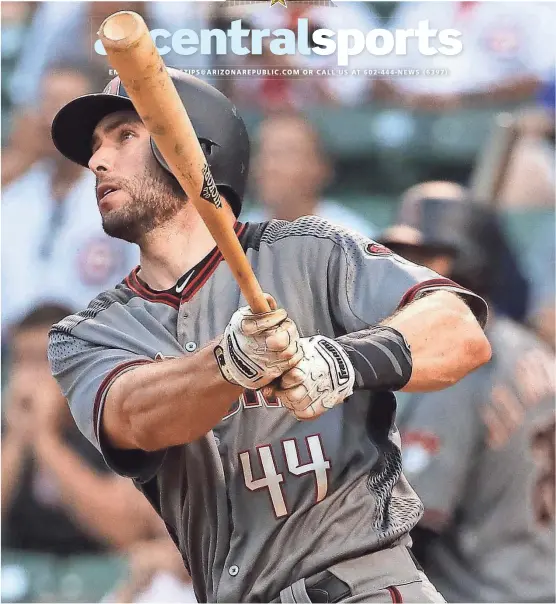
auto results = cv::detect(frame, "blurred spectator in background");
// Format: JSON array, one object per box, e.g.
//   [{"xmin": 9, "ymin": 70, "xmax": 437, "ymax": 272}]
[
  {"xmin": 104, "ymin": 537, "xmax": 197, "ymax": 603},
  {"xmin": 222, "ymin": 1, "xmax": 379, "ymax": 110},
  {"xmin": 7, "ymin": 2, "xmax": 212, "ymax": 112},
  {"xmin": 495, "ymin": 105, "xmax": 555, "ymax": 347},
  {"xmin": 1, "ymin": 2, "xmax": 37, "ymax": 144},
  {"xmin": 1, "ymin": 304, "xmax": 161, "ymax": 555},
  {"xmin": 379, "ymin": 186, "xmax": 555, "ymax": 603},
  {"xmin": 377, "ymin": 1, "xmax": 556, "ymax": 110},
  {"xmin": 1, "ymin": 61, "xmax": 139, "ymax": 333},
  {"xmin": 244, "ymin": 111, "xmax": 377, "ymax": 234},
  {"xmin": 524, "ymin": 218, "xmax": 555, "ymax": 350},
  {"xmin": 387, "ymin": 181, "xmax": 530, "ymax": 321},
  {"xmin": 1, "ymin": 58, "xmax": 106, "ymax": 187},
  {"xmin": 498, "ymin": 107, "xmax": 555, "ymax": 209}
]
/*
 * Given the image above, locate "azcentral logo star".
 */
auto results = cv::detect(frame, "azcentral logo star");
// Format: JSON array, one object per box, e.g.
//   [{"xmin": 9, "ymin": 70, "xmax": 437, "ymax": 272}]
[{"xmin": 270, "ymin": 0, "xmax": 287, "ymax": 6}]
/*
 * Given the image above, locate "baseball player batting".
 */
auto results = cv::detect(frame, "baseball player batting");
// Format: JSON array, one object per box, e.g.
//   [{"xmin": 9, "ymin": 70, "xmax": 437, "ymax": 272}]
[{"xmin": 48, "ymin": 68, "xmax": 491, "ymax": 603}]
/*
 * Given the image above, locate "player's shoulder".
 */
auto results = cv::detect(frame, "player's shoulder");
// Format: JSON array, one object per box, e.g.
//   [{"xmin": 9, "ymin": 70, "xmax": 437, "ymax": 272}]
[
  {"xmin": 50, "ymin": 273, "xmax": 139, "ymax": 336},
  {"xmin": 255, "ymin": 215, "xmax": 373, "ymax": 250}
]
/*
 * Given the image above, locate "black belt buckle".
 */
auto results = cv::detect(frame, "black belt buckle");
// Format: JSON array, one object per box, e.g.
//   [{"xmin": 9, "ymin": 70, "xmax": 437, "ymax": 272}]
[{"xmin": 305, "ymin": 570, "xmax": 351, "ymax": 603}]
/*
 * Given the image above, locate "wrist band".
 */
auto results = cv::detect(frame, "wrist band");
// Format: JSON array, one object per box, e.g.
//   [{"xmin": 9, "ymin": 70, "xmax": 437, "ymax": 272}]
[{"xmin": 336, "ymin": 325, "xmax": 412, "ymax": 392}]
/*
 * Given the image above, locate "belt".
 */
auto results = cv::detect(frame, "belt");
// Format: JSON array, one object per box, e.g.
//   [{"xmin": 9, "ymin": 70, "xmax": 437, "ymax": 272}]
[
  {"xmin": 269, "ymin": 546, "xmax": 419, "ymax": 603},
  {"xmin": 270, "ymin": 570, "xmax": 351, "ymax": 603}
]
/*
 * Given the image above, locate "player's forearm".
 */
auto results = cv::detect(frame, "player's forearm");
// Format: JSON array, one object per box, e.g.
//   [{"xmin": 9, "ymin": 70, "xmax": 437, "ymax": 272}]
[
  {"xmin": 104, "ymin": 341, "xmax": 243, "ymax": 451},
  {"xmin": 34, "ymin": 433, "xmax": 152, "ymax": 548},
  {"xmin": 1, "ymin": 433, "xmax": 29, "ymax": 515},
  {"xmin": 336, "ymin": 291, "xmax": 490, "ymax": 394},
  {"xmin": 386, "ymin": 291, "xmax": 491, "ymax": 391}
]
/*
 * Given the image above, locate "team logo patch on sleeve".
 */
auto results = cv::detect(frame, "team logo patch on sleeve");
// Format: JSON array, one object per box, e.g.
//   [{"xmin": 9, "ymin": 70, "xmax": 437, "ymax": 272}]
[{"xmin": 365, "ymin": 242, "xmax": 393, "ymax": 257}]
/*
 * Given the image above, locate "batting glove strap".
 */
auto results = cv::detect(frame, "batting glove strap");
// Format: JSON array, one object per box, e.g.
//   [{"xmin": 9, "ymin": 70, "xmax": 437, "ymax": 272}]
[
  {"xmin": 277, "ymin": 335, "xmax": 356, "ymax": 420},
  {"xmin": 336, "ymin": 325, "xmax": 412, "ymax": 392},
  {"xmin": 214, "ymin": 337, "xmax": 254, "ymax": 386},
  {"xmin": 313, "ymin": 337, "xmax": 355, "ymax": 406}
]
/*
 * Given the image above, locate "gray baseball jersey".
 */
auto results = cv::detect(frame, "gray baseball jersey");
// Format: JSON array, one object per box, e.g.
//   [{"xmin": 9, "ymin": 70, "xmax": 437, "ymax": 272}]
[
  {"xmin": 48, "ymin": 217, "xmax": 487, "ymax": 603},
  {"xmin": 398, "ymin": 317, "xmax": 555, "ymax": 603}
]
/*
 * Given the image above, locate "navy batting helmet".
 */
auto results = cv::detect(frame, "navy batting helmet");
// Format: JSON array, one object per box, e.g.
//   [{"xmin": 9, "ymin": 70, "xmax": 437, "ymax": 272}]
[{"xmin": 51, "ymin": 68, "xmax": 250, "ymax": 216}]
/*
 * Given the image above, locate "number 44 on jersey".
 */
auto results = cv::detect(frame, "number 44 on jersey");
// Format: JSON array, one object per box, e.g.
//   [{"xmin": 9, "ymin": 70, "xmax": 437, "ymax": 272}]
[{"xmin": 239, "ymin": 435, "xmax": 330, "ymax": 519}]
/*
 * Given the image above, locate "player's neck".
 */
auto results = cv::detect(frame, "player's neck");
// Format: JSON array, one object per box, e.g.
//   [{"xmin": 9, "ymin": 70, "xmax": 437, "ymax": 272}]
[{"xmin": 137, "ymin": 207, "xmax": 235, "ymax": 291}]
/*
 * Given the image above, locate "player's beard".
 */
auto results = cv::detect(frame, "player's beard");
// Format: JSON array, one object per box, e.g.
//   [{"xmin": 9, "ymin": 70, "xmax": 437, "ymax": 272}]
[{"xmin": 99, "ymin": 163, "xmax": 185, "ymax": 244}]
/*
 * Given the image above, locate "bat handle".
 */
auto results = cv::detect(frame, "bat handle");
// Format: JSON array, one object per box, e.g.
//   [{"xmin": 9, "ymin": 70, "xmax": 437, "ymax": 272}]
[
  {"xmin": 249, "ymin": 295, "xmax": 272, "ymax": 314},
  {"xmin": 237, "ymin": 267, "xmax": 271, "ymax": 314}
]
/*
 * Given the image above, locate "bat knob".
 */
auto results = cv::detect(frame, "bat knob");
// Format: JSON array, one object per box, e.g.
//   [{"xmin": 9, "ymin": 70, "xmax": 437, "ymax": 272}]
[{"xmin": 99, "ymin": 11, "xmax": 146, "ymax": 47}]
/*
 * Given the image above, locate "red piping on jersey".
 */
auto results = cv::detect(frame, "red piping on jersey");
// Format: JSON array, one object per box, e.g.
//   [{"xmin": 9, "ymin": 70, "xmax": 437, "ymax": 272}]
[
  {"xmin": 125, "ymin": 271, "xmax": 181, "ymax": 309},
  {"xmin": 181, "ymin": 222, "xmax": 246, "ymax": 301},
  {"xmin": 124, "ymin": 222, "xmax": 246, "ymax": 307},
  {"xmin": 93, "ymin": 359, "xmax": 153, "ymax": 442},
  {"xmin": 398, "ymin": 278, "xmax": 470, "ymax": 309},
  {"xmin": 387, "ymin": 586, "xmax": 403, "ymax": 603}
]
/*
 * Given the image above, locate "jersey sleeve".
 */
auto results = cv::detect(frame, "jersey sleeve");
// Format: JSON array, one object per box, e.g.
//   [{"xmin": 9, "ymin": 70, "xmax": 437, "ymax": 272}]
[
  {"xmin": 325, "ymin": 225, "xmax": 488, "ymax": 332},
  {"xmin": 48, "ymin": 315, "xmax": 164, "ymax": 484},
  {"xmin": 398, "ymin": 370, "xmax": 487, "ymax": 532}
]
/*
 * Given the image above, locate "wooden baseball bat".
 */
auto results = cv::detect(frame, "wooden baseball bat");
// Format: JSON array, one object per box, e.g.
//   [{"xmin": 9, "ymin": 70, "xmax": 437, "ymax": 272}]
[{"xmin": 98, "ymin": 11, "xmax": 270, "ymax": 314}]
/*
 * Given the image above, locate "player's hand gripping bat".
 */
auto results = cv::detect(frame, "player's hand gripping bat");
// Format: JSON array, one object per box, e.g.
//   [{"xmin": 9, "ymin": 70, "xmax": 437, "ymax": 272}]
[{"xmin": 98, "ymin": 11, "xmax": 270, "ymax": 314}]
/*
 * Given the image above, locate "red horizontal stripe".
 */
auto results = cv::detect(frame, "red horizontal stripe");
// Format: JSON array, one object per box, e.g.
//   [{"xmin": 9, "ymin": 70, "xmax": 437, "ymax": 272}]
[{"xmin": 398, "ymin": 278, "xmax": 469, "ymax": 309}]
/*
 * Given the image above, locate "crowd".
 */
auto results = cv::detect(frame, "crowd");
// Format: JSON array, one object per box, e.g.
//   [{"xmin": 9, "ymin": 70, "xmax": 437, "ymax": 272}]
[
  {"xmin": 1, "ymin": 1, "xmax": 555, "ymax": 603},
  {"xmin": 2, "ymin": 1, "xmax": 555, "ymax": 122}
]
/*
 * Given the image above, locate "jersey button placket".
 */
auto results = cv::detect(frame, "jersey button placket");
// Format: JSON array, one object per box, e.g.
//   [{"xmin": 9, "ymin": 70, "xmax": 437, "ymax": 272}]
[{"xmin": 228, "ymin": 565, "xmax": 239, "ymax": 577}]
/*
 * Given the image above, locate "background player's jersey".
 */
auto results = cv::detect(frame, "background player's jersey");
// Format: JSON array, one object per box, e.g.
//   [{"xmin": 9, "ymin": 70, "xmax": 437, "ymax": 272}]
[
  {"xmin": 48, "ymin": 217, "xmax": 487, "ymax": 603},
  {"xmin": 398, "ymin": 317, "xmax": 555, "ymax": 603}
]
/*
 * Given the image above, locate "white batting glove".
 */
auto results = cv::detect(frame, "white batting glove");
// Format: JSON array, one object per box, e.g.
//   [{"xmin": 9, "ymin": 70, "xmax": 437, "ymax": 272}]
[
  {"xmin": 215, "ymin": 295, "xmax": 303, "ymax": 389},
  {"xmin": 274, "ymin": 335, "xmax": 355, "ymax": 420}
]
